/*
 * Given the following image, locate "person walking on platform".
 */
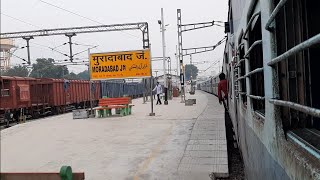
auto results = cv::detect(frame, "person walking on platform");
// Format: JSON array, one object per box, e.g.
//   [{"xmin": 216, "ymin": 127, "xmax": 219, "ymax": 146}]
[
  {"xmin": 218, "ymin": 73, "xmax": 228, "ymax": 111},
  {"xmin": 153, "ymin": 82, "xmax": 163, "ymax": 105},
  {"xmin": 4, "ymin": 109, "xmax": 13, "ymax": 128}
]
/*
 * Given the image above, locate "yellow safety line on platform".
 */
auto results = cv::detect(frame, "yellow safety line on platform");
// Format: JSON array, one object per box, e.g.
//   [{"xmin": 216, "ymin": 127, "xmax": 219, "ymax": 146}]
[{"xmin": 133, "ymin": 124, "xmax": 174, "ymax": 180}]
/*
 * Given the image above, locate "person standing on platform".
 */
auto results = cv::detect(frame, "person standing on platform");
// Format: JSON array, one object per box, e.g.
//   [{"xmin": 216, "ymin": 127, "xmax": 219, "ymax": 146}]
[
  {"xmin": 153, "ymin": 82, "xmax": 163, "ymax": 105},
  {"xmin": 218, "ymin": 73, "xmax": 228, "ymax": 111},
  {"xmin": 4, "ymin": 109, "xmax": 13, "ymax": 128}
]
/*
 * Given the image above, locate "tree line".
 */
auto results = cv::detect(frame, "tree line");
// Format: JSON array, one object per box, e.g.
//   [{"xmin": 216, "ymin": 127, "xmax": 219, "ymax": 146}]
[
  {"xmin": 2, "ymin": 58, "xmax": 200, "ymax": 81},
  {"xmin": 1, "ymin": 58, "xmax": 89, "ymax": 80}
]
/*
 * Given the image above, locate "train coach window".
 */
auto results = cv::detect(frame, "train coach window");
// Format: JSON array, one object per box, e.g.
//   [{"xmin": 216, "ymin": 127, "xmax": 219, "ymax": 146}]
[
  {"xmin": 1, "ymin": 89, "xmax": 10, "ymax": 97},
  {"xmin": 0, "ymin": 80, "xmax": 10, "ymax": 97},
  {"xmin": 239, "ymin": 45, "xmax": 247, "ymax": 104},
  {"xmin": 273, "ymin": 0, "xmax": 320, "ymax": 132},
  {"xmin": 248, "ymin": 14, "xmax": 265, "ymax": 115}
]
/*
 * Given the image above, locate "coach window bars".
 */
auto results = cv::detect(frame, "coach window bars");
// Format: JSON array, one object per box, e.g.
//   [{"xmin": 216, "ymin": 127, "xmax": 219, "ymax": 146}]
[
  {"xmin": 265, "ymin": 0, "xmax": 288, "ymax": 31},
  {"xmin": 228, "ymin": 64, "xmax": 234, "ymax": 100},
  {"xmin": 234, "ymin": 43, "xmax": 247, "ymax": 104},
  {"xmin": 268, "ymin": 0, "xmax": 320, "ymax": 136},
  {"xmin": 242, "ymin": 6, "xmax": 265, "ymax": 115},
  {"xmin": 239, "ymin": 43, "xmax": 247, "ymax": 104},
  {"xmin": 243, "ymin": 11, "xmax": 261, "ymax": 40},
  {"xmin": 233, "ymin": 56, "xmax": 240, "ymax": 99}
]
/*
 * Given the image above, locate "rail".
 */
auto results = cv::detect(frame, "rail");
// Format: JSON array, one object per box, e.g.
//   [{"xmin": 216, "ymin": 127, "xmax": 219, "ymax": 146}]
[
  {"xmin": 244, "ymin": 40, "xmax": 263, "ymax": 58},
  {"xmin": 269, "ymin": 99, "xmax": 320, "ymax": 118},
  {"xmin": 247, "ymin": 94, "xmax": 265, "ymax": 100},
  {"xmin": 244, "ymin": 67, "xmax": 263, "ymax": 77},
  {"xmin": 238, "ymin": 91, "xmax": 246, "ymax": 95},
  {"xmin": 265, "ymin": 0, "xmax": 289, "ymax": 30},
  {"xmin": 268, "ymin": 34, "xmax": 320, "ymax": 66},
  {"xmin": 243, "ymin": 12, "xmax": 261, "ymax": 39}
]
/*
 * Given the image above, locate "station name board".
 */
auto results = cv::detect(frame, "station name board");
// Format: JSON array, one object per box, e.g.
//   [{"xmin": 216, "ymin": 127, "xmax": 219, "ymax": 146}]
[{"xmin": 89, "ymin": 49, "xmax": 151, "ymax": 80}]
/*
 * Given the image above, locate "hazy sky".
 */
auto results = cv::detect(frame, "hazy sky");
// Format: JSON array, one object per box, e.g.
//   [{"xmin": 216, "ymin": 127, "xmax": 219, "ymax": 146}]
[{"xmin": 1, "ymin": 0, "xmax": 228, "ymax": 76}]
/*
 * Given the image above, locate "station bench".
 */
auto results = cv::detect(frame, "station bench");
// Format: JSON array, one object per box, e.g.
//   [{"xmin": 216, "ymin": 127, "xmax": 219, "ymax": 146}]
[{"xmin": 95, "ymin": 97, "xmax": 134, "ymax": 117}]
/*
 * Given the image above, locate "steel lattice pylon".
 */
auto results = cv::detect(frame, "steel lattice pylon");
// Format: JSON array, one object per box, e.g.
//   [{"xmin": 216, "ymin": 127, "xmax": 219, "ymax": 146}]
[
  {"xmin": 0, "ymin": 22, "xmax": 150, "ymax": 48},
  {"xmin": 0, "ymin": 22, "xmax": 150, "ymax": 65},
  {"xmin": 177, "ymin": 9, "xmax": 226, "ymax": 101},
  {"xmin": 177, "ymin": 9, "xmax": 185, "ymax": 102}
]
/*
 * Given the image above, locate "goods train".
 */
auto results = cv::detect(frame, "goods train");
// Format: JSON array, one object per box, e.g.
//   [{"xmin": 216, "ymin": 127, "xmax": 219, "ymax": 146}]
[
  {"xmin": 199, "ymin": 0, "xmax": 320, "ymax": 179},
  {"xmin": 0, "ymin": 76, "xmax": 148, "ymax": 125}
]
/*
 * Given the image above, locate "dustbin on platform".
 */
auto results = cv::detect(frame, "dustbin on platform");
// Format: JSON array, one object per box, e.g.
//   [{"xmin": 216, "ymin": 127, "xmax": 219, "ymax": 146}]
[{"xmin": 173, "ymin": 88, "xmax": 179, "ymax": 97}]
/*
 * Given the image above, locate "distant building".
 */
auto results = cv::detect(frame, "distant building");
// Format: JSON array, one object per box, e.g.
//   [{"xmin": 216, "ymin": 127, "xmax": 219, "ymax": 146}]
[
  {"xmin": 0, "ymin": 39, "xmax": 15, "ymax": 71},
  {"xmin": 197, "ymin": 76, "xmax": 209, "ymax": 81},
  {"xmin": 155, "ymin": 74, "xmax": 180, "ymax": 87}
]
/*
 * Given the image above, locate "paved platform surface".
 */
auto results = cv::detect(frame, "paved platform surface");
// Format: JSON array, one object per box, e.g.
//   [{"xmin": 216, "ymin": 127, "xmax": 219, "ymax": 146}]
[{"xmin": 0, "ymin": 91, "xmax": 227, "ymax": 180}]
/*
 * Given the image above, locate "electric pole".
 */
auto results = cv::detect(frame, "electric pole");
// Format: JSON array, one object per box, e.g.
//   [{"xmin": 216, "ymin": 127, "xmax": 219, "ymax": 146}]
[{"xmin": 159, "ymin": 8, "xmax": 168, "ymax": 105}]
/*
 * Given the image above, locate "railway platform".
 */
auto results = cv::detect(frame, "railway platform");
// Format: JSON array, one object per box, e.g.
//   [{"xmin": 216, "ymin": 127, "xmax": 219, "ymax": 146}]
[{"xmin": 0, "ymin": 91, "xmax": 228, "ymax": 180}]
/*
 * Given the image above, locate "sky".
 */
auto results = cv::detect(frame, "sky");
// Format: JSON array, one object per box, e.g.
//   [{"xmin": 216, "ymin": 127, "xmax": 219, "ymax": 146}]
[{"xmin": 1, "ymin": 0, "xmax": 228, "ymax": 77}]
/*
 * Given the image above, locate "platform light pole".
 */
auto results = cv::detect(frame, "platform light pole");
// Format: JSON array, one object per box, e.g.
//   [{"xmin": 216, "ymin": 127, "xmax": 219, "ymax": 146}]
[
  {"xmin": 87, "ymin": 45, "xmax": 99, "ymax": 117},
  {"xmin": 22, "ymin": 36, "xmax": 33, "ymax": 65},
  {"xmin": 159, "ymin": 8, "xmax": 169, "ymax": 105}
]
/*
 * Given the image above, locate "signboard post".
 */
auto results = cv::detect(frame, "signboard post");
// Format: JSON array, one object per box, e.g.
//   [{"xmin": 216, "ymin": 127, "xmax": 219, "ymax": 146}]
[
  {"xmin": 89, "ymin": 49, "xmax": 154, "ymax": 115},
  {"xmin": 149, "ymin": 46, "xmax": 155, "ymax": 116}
]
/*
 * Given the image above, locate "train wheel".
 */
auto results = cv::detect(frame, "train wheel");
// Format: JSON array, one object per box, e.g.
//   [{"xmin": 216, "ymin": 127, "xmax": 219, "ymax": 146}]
[
  {"xmin": 32, "ymin": 111, "xmax": 40, "ymax": 119},
  {"xmin": 57, "ymin": 107, "xmax": 62, "ymax": 114},
  {"xmin": 52, "ymin": 107, "xmax": 58, "ymax": 115}
]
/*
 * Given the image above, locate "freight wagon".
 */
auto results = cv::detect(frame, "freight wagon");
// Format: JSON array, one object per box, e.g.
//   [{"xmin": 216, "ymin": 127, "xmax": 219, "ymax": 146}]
[
  {"xmin": 0, "ymin": 76, "xmax": 147, "ymax": 126},
  {"xmin": 0, "ymin": 76, "xmax": 100, "ymax": 124}
]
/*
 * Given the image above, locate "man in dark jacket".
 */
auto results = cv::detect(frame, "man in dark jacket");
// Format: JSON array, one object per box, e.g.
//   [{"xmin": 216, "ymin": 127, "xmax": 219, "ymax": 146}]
[{"xmin": 4, "ymin": 110, "xmax": 12, "ymax": 128}]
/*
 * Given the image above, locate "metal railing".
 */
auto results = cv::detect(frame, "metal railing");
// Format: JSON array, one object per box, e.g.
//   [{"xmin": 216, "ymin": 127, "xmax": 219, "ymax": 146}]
[
  {"xmin": 243, "ymin": 12, "xmax": 261, "ymax": 39},
  {"xmin": 269, "ymin": 99, "xmax": 320, "ymax": 118},
  {"xmin": 247, "ymin": 94, "xmax": 265, "ymax": 100},
  {"xmin": 244, "ymin": 67, "xmax": 264, "ymax": 77},
  {"xmin": 244, "ymin": 40, "xmax": 263, "ymax": 58},
  {"xmin": 237, "ymin": 76, "xmax": 245, "ymax": 81},
  {"xmin": 268, "ymin": 34, "xmax": 320, "ymax": 66},
  {"xmin": 237, "ymin": 43, "xmax": 245, "ymax": 53},
  {"xmin": 235, "ymin": 59, "xmax": 245, "ymax": 67},
  {"xmin": 265, "ymin": 0, "xmax": 289, "ymax": 30},
  {"xmin": 238, "ymin": 91, "xmax": 246, "ymax": 95}
]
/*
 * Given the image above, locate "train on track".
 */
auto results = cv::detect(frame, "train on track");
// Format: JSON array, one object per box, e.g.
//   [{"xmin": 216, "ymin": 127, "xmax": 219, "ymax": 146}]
[
  {"xmin": 199, "ymin": 0, "xmax": 320, "ymax": 179},
  {"xmin": 0, "ymin": 76, "xmax": 149, "ymax": 125}
]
